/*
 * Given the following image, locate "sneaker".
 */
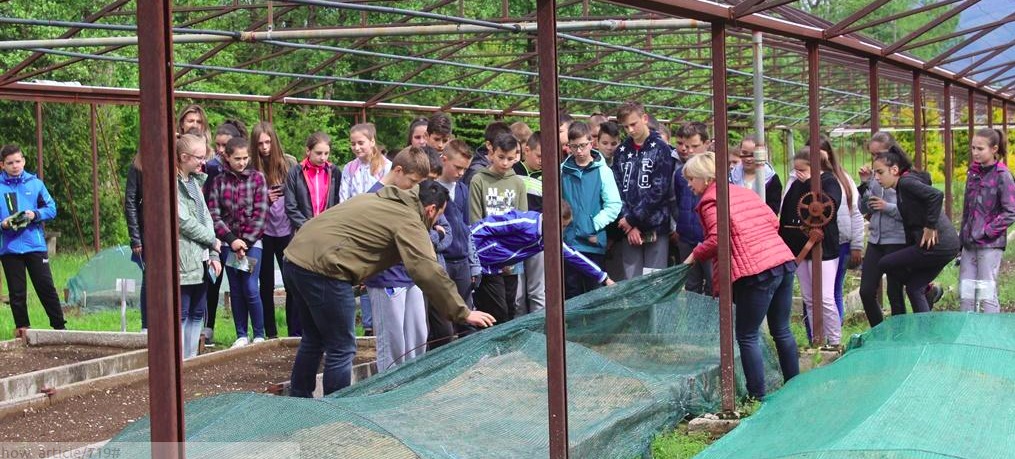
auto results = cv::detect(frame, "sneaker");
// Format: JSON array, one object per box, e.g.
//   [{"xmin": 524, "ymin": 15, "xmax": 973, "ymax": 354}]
[
  {"xmin": 231, "ymin": 337, "xmax": 249, "ymax": 348},
  {"xmin": 140, "ymin": 328, "xmax": 147, "ymax": 334},
  {"xmin": 252, "ymin": 337, "xmax": 265, "ymax": 344},
  {"xmin": 14, "ymin": 327, "xmax": 29, "ymax": 338},
  {"xmin": 925, "ymin": 284, "xmax": 944, "ymax": 308},
  {"xmin": 202, "ymin": 327, "xmax": 214, "ymax": 344}
]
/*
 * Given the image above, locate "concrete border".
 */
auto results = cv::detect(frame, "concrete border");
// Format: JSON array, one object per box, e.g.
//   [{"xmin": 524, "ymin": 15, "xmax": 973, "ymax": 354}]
[
  {"xmin": 24, "ymin": 329, "xmax": 148, "ymax": 349},
  {"xmin": 0, "ymin": 338, "xmax": 282, "ymax": 421}
]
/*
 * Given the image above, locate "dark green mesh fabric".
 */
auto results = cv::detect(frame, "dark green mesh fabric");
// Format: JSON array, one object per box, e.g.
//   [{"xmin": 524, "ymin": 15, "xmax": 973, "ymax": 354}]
[
  {"xmin": 101, "ymin": 265, "xmax": 782, "ymax": 458},
  {"xmin": 67, "ymin": 246, "xmax": 143, "ymax": 310},
  {"xmin": 698, "ymin": 312, "xmax": 1015, "ymax": 458}
]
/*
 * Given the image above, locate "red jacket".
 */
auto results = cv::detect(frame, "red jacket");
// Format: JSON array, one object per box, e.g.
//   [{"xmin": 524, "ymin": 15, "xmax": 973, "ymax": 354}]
[{"xmin": 692, "ymin": 181, "xmax": 795, "ymax": 295}]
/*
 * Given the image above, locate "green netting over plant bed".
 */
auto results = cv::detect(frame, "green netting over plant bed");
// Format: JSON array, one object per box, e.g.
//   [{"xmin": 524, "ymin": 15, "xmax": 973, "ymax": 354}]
[
  {"xmin": 99, "ymin": 265, "xmax": 781, "ymax": 458},
  {"xmin": 698, "ymin": 312, "xmax": 1015, "ymax": 459},
  {"xmin": 66, "ymin": 246, "xmax": 142, "ymax": 310}
]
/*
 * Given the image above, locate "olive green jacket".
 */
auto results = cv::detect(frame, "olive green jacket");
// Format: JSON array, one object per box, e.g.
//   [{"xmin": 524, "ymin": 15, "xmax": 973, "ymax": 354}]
[{"xmin": 284, "ymin": 186, "xmax": 470, "ymax": 322}]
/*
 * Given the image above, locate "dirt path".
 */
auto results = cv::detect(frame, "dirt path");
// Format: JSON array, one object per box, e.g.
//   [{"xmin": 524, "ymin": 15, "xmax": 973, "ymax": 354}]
[{"xmin": 0, "ymin": 345, "xmax": 130, "ymax": 379}]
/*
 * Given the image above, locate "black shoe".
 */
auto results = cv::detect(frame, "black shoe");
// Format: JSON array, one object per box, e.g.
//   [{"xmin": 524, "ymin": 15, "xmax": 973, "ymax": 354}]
[
  {"xmin": 363, "ymin": 328, "xmax": 374, "ymax": 337},
  {"xmin": 925, "ymin": 284, "xmax": 944, "ymax": 307}
]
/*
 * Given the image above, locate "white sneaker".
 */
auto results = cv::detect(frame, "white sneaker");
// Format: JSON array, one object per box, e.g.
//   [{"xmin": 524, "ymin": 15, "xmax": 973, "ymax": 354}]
[
  {"xmin": 231, "ymin": 337, "xmax": 249, "ymax": 348},
  {"xmin": 140, "ymin": 328, "xmax": 147, "ymax": 334},
  {"xmin": 252, "ymin": 337, "xmax": 265, "ymax": 344}
]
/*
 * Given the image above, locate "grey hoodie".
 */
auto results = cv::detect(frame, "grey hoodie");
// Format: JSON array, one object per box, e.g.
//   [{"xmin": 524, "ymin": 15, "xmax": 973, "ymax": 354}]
[{"xmin": 859, "ymin": 177, "xmax": 906, "ymax": 245}]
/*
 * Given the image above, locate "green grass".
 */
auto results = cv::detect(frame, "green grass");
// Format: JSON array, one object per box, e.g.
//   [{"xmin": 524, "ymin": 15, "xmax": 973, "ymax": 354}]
[
  {"xmin": 651, "ymin": 426, "xmax": 713, "ymax": 459},
  {"xmin": 0, "ymin": 252, "xmax": 88, "ymax": 340}
]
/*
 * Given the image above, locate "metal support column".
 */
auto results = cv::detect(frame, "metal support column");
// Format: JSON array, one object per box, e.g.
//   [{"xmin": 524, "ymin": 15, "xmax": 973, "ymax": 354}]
[
  {"xmin": 751, "ymin": 31, "xmax": 766, "ymax": 202},
  {"xmin": 943, "ymin": 82, "xmax": 954, "ymax": 221},
  {"xmin": 807, "ymin": 41, "xmax": 824, "ymax": 346},
  {"xmin": 987, "ymin": 96, "xmax": 993, "ymax": 128},
  {"xmin": 712, "ymin": 22, "xmax": 735, "ymax": 413},
  {"xmin": 137, "ymin": 1, "xmax": 185, "ymax": 457},
  {"xmin": 90, "ymin": 104, "xmax": 101, "ymax": 253},
  {"xmin": 536, "ymin": 0, "xmax": 568, "ymax": 456},
  {"xmin": 35, "ymin": 102, "xmax": 44, "ymax": 179},
  {"xmin": 913, "ymin": 71, "xmax": 923, "ymax": 169},
  {"xmin": 969, "ymin": 88, "xmax": 975, "ymax": 149},
  {"xmin": 1004, "ymin": 101, "xmax": 1009, "ymax": 163},
  {"xmin": 869, "ymin": 59, "xmax": 879, "ymax": 133}
]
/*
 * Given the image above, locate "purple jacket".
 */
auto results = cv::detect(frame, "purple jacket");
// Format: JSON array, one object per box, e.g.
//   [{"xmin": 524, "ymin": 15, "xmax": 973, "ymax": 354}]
[{"xmin": 961, "ymin": 161, "xmax": 1015, "ymax": 250}]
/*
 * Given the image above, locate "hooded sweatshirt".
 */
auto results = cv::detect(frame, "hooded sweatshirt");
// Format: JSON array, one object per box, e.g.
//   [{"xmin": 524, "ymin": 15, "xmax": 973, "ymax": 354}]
[
  {"xmin": 561, "ymin": 150, "xmax": 622, "ymax": 254},
  {"xmin": 284, "ymin": 186, "xmax": 471, "ymax": 323},
  {"xmin": 468, "ymin": 167, "xmax": 528, "ymax": 224},
  {"xmin": 729, "ymin": 162, "xmax": 783, "ymax": 215}
]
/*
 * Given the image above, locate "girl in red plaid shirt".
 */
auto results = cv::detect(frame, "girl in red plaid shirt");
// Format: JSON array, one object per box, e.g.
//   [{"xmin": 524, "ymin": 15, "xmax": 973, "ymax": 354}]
[{"xmin": 207, "ymin": 137, "xmax": 270, "ymax": 348}]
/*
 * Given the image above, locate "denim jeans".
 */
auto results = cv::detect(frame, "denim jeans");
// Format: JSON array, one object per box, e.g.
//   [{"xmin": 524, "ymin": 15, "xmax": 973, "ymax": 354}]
[
  {"xmin": 732, "ymin": 271, "xmax": 799, "ymax": 399},
  {"xmin": 221, "ymin": 245, "xmax": 265, "ymax": 339},
  {"xmin": 834, "ymin": 243, "xmax": 850, "ymax": 320},
  {"xmin": 130, "ymin": 252, "xmax": 148, "ymax": 330},
  {"xmin": 284, "ymin": 260, "xmax": 357, "ymax": 397},
  {"xmin": 180, "ymin": 282, "xmax": 208, "ymax": 358}
]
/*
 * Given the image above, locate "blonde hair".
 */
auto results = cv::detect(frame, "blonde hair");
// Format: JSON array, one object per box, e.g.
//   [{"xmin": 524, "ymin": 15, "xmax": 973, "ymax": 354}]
[
  {"xmin": 350, "ymin": 123, "xmax": 386, "ymax": 176},
  {"xmin": 682, "ymin": 152, "xmax": 716, "ymax": 181},
  {"xmin": 175, "ymin": 134, "xmax": 207, "ymax": 171}
]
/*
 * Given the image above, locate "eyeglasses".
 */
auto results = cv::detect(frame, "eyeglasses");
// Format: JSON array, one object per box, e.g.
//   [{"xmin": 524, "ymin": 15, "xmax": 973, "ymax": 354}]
[
  {"xmin": 182, "ymin": 153, "xmax": 207, "ymax": 163},
  {"xmin": 567, "ymin": 141, "xmax": 592, "ymax": 151}
]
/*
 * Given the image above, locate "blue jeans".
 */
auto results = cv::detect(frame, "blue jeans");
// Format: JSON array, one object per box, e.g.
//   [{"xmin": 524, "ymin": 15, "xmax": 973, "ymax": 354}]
[
  {"xmin": 360, "ymin": 287, "xmax": 373, "ymax": 330},
  {"xmin": 221, "ymin": 245, "xmax": 265, "ymax": 339},
  {"xmin": 284, "ymin": 260, "xmax": 357, "ymax": 397},
  {"xmin": 130, "ymin": 252, "xmax": 148, "ymax": 330},
  {"xmin": 834, "ymin": 243, "xmax": 850, "ymax": 320},
  {"xmin": 733, "ymin": 271, "xmax": 799, "ymax": 399},
  {"xmin": 180, "ymin": 282, "xmax": 208, "ymax": 358}
]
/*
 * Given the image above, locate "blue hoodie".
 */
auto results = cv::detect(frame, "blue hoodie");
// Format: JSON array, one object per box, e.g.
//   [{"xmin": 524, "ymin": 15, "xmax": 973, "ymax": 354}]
[
  {"xmin": 0, "ymin": 171, "xmax": 57, "ymax": 255},
  {"xmin": 471, "ymin": 210, "xmax": 608, "ymax": 283},
  {"xmin": 561, "ymin": 151, "xmax": 622, "ymax": 255},
  {"xmin": 611, "ymin": 130, "xmax": 675, "ymax": 235}
]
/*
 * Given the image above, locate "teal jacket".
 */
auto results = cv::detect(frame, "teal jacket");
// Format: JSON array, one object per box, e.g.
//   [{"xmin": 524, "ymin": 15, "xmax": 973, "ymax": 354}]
[
  {"xmin": 561, "ymin": 151, "xmax": 622, "ymax": 254},
  {"xmin": 177, "ymin": 172, "xmax": 217, "ymax": 285}
]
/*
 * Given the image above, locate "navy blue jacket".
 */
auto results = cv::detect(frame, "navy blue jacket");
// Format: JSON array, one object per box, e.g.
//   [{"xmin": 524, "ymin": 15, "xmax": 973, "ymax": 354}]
[
  {"xmin": 363, "ymin": 181, "xmax": 414, "ymax": 288},
  {"xmin": 611, "ymin": 131, "xmax": 675, "ymax": 235},
  {"xmin": 672, "ymin": 159, "xmax": 704, "ymax": 245}
]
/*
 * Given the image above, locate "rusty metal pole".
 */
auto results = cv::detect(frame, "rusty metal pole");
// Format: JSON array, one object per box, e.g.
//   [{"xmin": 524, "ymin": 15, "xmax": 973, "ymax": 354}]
[
  {"xmin": 536, "ymin": 0, "xmax": 568, "ymax": 456},
  {"xmin": 807, "ymin": 41, "xmax": 824, "ymax": 346},
  {"xmin": 35, "ymin": 102, "xmax": 43, "ymax": 180},
  {"xmin": 90, "ymin": 104, "xmax": 101, "ymax": 253},
  {"xmin": 968, "ymin": 88, "xmax": 975, "ymax": 154},
  {"xmin": 267, "ymin": 102, "xmax": 275, "ymax": 123},
  {"xmin": 943, "ymin": 82, "xmax": 954, "ymax": 221},
  {"xmin": 987, "ymin": 96, "xmax": 993, "ymax": 128},
  {"xmin": 711, "ymin": 21, "xmax": 735, "ymax": 413},
  {"xmin": 869, "ymin": 58, "xmax": 879, "ymax": 134},
  {"xmin": 913, "ymin": 71, "xmax": 923, "ymax": 169},
  {"xmin": 1004, "ymin": 101, "xmax": 1009, "ymax": 164},
  {"xmin": 137, "ymin": 1, "xmax": 185, "ymax": 457}
]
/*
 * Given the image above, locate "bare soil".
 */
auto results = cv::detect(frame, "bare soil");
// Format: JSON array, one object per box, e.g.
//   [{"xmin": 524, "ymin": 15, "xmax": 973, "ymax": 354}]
[
  {"xmin": 0, "ymin": 340, "xmax": 377, "ymax": 452},
  {"xmin": 0, "ymin": 344, "xmax": 130, "ymax": 379}
]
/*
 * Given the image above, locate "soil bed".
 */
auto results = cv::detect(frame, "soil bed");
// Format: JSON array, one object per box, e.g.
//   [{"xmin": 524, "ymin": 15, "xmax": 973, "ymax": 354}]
[
  {"xmin": 0, "ymin": 340, "xmax": 375, "ymax": 453},
  {"xmin": 0, "ymin": 344, "xmax": 129, "ymax": 379}
]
